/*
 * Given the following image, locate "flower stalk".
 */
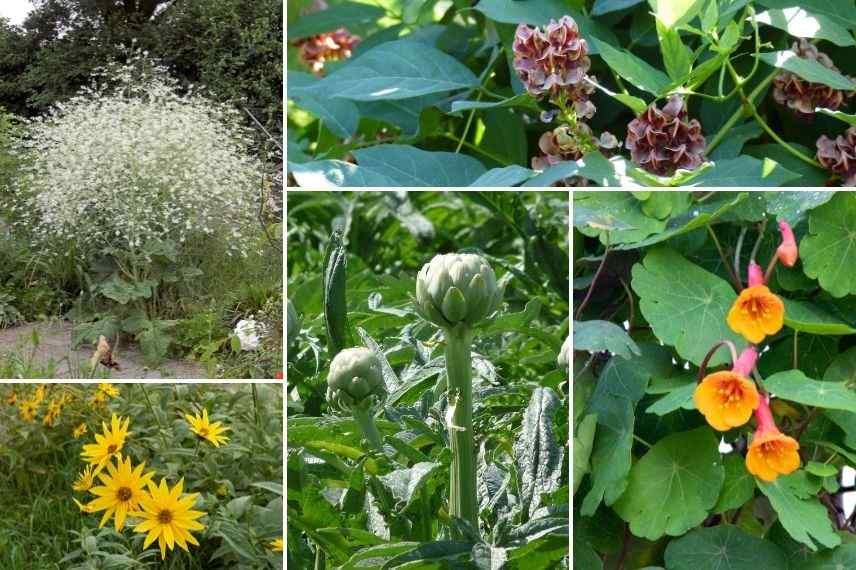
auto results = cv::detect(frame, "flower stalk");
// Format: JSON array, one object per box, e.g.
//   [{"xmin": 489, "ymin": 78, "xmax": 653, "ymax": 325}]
[{"xmin": 444, "ymin": 326, "xmax": 477, "ymax": 529}]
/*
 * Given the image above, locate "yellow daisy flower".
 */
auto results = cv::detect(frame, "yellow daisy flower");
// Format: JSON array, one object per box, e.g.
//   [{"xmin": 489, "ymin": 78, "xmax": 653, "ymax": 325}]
[
  {"xmin": 268, "ymin": 538, "xmax": 284, "ymax": 552},
  {"xmin": 19, "ymin": 399, "xmax": 38, "ymax": 422},
  {"xmin": 132, "ymin": 478, "xmax": 206, "ymax": 560},
  {"xmin": 85, "ymin": 455, "xmax": 155, "ymax": 531},
  {"xmin": 32, "ymin": 385, "xmax": 47, "ymax": 405},
  {"xmin": 73, "ymin": 498, "xmax": 95, "ymax": 513},
  {"xmin": 73, "ymin": 465, "xmax": 97, "ymax": 492},
  {"xmin": 73, "ymin": 423, "xmax": 88, "ymax": 439},
  {"xmin": 99, "ymin": 383, "xmax": 120, "ymax": 398},
  {"xmin": 6, "ymin": 391, "xmax": 16, "ymax": 406},
  {"xmin": 185, "ymin": 408, "xmax": 229, "ymax": 447},
  {"xmin": 89, "ymin": 391, "xmax": 107, "ymax": 409},
  {"xmin": 81, "ymin": 414, "xmax": 131, "ymax": 467}
]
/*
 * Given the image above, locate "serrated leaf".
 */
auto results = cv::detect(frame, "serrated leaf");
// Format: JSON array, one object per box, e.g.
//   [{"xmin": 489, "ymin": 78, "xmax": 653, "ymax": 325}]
[
  {"xmin": 613, "ymin": 427, "xmax": 725, "ymax": 540},
  {"xmin": 757, "ymin": 472, "xmax": 841, "ymax": 551},
  {"xmin": 631, "ymin": 247, "xmax": 746, "ymax": 366},
  {"xmin": 664, "ymin": 525, "xmax": 788, "ymax": 569},
  {"xmin": 573, "ymin": 320, "xmax": 641, "ymax": 360},
  {"xmin": 378, "ymin": 462, "xmax": 441, "ymax": 511},
  {"xmin": 764, "ymin": 370, "xmax": 856, "ymax": 413},
  {"xmin": 799, "ymin": 193, "xmax": 856, "ymax": 298},
  {"xmin": 515, "ymin": 387, "xmax": 564, "ymax": 518}
]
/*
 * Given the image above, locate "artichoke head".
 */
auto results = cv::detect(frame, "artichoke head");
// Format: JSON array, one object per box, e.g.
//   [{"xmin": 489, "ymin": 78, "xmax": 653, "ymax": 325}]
[
  {"xmin": 326, "ymin": 347, "xmax": 386, "ymax": 412},
  {"xmin": 415, "ymin": 253, "xmax": 502, "ymax": 329}
]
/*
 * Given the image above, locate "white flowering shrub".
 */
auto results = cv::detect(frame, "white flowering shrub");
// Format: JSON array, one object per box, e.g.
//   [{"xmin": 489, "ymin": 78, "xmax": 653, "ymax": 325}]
[{"xmin": 11, "ymin": 56, "xmax": 261, "ymax": 259}]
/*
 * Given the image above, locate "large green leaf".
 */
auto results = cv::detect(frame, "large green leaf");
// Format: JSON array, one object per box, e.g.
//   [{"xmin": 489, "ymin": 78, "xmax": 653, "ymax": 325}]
[
  {"xmin": 764, "ymin": 370, "xmax": 856, "ymax": 413},
  {"xmin": 593, "ymin": 38, "xmax": 672, "ymax": 95},
  {"xmin": 694, "ymin": 156, "xmax": 801, "ymax": 187},
  {"xmin": 288, "ymin": 2, "xmax": 386, "ymax": 39},
  {"xmin": 754, "ymin": 7, "xmax": 856, "ymax": 47},
  {"xmin": 316, "ymin": 40, "xmax": 479, "ymax": 101},
  {"xmin": 800, "ymin": 193, "xmax": 856, "ymax": 298},
  {"xmin": 574, "ymin": 191, "xmax": 666, "ymax": 244},
  {"xmin": 289, "ymin": 159, "xmax": 397, "ymax": 187},
  {"xmin": 757, "ymin": 472, "xmax": 841, "ymax": 551},
  {"xmin": 664, "ymin": 525, "xmax": 788, "ymax": 569},
  {"xmin": 759, "ymin": 51, "xmax": 856, "ymax": 90},
  {"xmin": 613, "ymin": 427, "xmax": 724, "ymax": 540},
  {"xmin": 581, "ymin": 396, "xmax": 635, "ymax": 515},
  {"xmin": 632, "ymin": 247, "xmax": 746, "ymax": 366},
  {"xmin": 573, "ymin": 414, "xmax": 598, "ymax": 494},
  {"xmin": 783, "ymin": 298, "xmax": 856, "ymax": 335},
  {"xmin": 756, "ymin": 0, "xmax": 856, "ymax": 29},
  {"xmin": 650, "ymin": 0, "xmax": 706, "ymax": 28},
  {"xmin": 764, "ymin": 191, "xmax": 835, "ymax": 224},
  {"xmin": 593, "ymin": 0, "xmax": 646, "ymax": 15},
  {"xmin": 573, "ymin": 320, "xmax": 641, "ymax": 360},
  {"xmin": 289, "ymin": 74, "xmax": 361, "ymax": 138},
  {"xmin": 351, "ymin": 145, "xmax": 486, "ymax": 186},
  {"xmin": 806, "ymin": 544, "xmax": 856, "ymax": 569},
  {"xmin": 713, "ymin": 454, "xmax": 756, "ymax": 513},
  {"xmin": 515, "ymin": 388, "xmax": 565, "ymax": 518}
]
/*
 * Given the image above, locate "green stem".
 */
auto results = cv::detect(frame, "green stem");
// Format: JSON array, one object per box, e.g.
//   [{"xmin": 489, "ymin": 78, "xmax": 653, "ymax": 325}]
[
  {"xmin": 444, "ymin": 325, "xmax": 478, "ymax": 536},
  {"xmin": 352, "ymin": 407, "xmax": 383, "ymax": 451},
  {"xmin": 707, "ymin": 69, "xmax": 777, "ymax": 154},
  {"xmin": 140, "ymin": 385, "xmax": 170, "ymax": 450},
  {"xmin": 314, "ymin": 544, "xmax": 325, "ymax": 570}
]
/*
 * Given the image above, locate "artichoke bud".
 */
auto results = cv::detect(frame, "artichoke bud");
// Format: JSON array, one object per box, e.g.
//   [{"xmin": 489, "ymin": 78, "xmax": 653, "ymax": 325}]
[
  {"xmin": 416, "ymin": 253, "xmax": 502, "ymax": 329},
  {"xmin": 326, "ymin": 347, "xmax": 386, "ymax": 412}
]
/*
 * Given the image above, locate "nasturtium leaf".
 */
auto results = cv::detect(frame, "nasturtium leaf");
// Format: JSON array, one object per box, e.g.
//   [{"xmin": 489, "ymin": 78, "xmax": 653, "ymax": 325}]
[
  {"xmin": 581, "ymin": 397, "xmax": 635, "ymax": 515},
  {"xmin": 783, "ymin": 299, "xmax": 856, "ymax": 335},
  {"xmin": 713, "ymin": 454, "xmax": 756, "ymax": 513},
  {"xmin": 757, "ymin": 472, "xmax": 841, "ymax": 551},
  {"xmin": 316, "ymin": 40, "xmax": 479, "ymax": 101},
  {"xmin": 804, "ymin": 461, "xmax": 838, "ymax": 478},
  {"xmin": 632, "ymin": 247, "xmax": 745, "ymax": 366},
  {"xmin": 288, "ymin": 2, "xmax": 385, "ymax": 39},
  {"xmin": 646, "ymin": 382, "xmax": 695, "ymax": 416},
  {"xmin": 573, "ymin": 320, "xmax": 641, "ymax": 360},
  {"xmin": 350, "ymin": 144, "xmax": 486, "ymax": 186},
  {"xmin": 764, "ymin": 370, "xmax": 856, "ymax": 413},
  {"xmin": 573, "ymin": 414, "xmax": 598, "ymax": 494},
  {"xmin": 805, "ymin": 544, "xmax": 856, "ymax": 569},
  {"xmin": 759, "ymin": 51, "xmax": 856, "ymax": 91},
  {"xmin": 593, "ymin": 38, "xmax": 672, "ymax": 95},
  {"xmin": 800, "ymin": 193, "xmax": 856, "ymax": 298},
  {"xmin": 764, "ymin": 191, "xmax": 835, "ymax": 224},
  {"xmin": 613, "ymin": 427, "xmax": 724, "ymax": 540},
  {"xmin": 754, "ymin": 8, "xmax": 856, "ymax": 47},
  {"xmin": 515, "ymin": 387, "xmax": 565, "ymax": 518},
  {"xmin": 574, "ymin": 191, "xmax": 666, "ymax": 243},
  {"xmin": 664, "ymin": 525, "xmax": 788, "ymax": 570},
  {"xmin": 694, "ymin": 156, "xmax": 801, "ymax": 187}
]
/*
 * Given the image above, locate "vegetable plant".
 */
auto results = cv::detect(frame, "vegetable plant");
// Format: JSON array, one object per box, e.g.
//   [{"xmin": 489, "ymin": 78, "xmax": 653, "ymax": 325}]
[
  {"xmin": 287, "ymin": 191, "xmax": 569, "ymax": 568},
  {"xmin": 287, "ymin": 0, "xmax": 856, "ymax": 187},
  {"xmin": 573, "ymin": 190, "xmax": 856, "ymax": 569}
]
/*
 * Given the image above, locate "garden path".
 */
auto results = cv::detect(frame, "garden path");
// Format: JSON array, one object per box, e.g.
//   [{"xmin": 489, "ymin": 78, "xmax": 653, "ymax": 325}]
[{"xmin": 0, "ymin": 322, "xmax": 208, "ymax": 379}]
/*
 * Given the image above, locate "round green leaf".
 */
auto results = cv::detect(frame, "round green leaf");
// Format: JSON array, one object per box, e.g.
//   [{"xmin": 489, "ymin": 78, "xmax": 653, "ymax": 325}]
[
  {"xmin": 664, "ymin": 525, "xmax": 788, "ymax": 570},
  {"xmin": 614, "ymin": 427, "xmax": 725, "ymax": 540},
  {"xmin": 783, "ymin": 298, "xmax": 856, "ymax": 335},
  {"xmin": 800, "ymin": 193, "xmax": 856, "ymax": 298},
  {"xmin": 764, "ymin": 370, "xmax": 856, "ymax": 413}
]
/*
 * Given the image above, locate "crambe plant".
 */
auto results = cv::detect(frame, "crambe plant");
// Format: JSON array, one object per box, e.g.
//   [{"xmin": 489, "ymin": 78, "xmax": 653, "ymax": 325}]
[
  {"xmin": 575, "ymin": 190, "xmax": 856, "ymax": 568},
  {"xmin": 11, "ymin": 54, "xmax": 261, "ymax": 260}
]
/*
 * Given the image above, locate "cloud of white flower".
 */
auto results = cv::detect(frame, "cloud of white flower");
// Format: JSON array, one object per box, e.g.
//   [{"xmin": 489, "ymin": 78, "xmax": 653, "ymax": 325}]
[{"xmin": 0, "ymin": 0, "xmax": 33, "ymax": 26}]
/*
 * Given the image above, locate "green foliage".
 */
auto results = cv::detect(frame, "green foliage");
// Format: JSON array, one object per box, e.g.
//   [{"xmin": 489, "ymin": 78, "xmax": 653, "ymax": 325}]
[
  {"xmin": 574, "ymin": 190, "xmax": 856, "ymax": 568},
  {"xmin": 287, "ymin": 191, "xmax": 569, "ymax": 567}
]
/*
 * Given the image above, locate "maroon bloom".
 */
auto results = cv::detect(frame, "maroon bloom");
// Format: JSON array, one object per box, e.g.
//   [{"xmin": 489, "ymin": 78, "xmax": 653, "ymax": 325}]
[
  {"xmin": 512, "ymin": 16, "xmax": 595, "ymax": 116},
  {"xmin": 296, "ymin": 28, "xmax": 361, "ymax": 75},
  {"xmin": 531, "ymin": 124, "xmax": 620, "ymax": 171},
  {"xmin": 625, "ymin": 95, "xmax": 706, "ymax": 176},
  {"xmin": 773, "ymin": 39, "xmax": 855, "ymax": 118},
  {"xmin": 816, "ymin": 127, "xmax": 856, "ymax": 186}
]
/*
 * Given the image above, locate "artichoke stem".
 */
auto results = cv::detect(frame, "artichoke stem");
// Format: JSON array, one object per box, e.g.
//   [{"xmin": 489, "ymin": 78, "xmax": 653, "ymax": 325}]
[
  {"xmin": 444, "ymin": 325, "xmax": 478, "ymax": 536},
  {"xmin": 352, "ymin": 407, "xmax": 383, "ymax": 451}
]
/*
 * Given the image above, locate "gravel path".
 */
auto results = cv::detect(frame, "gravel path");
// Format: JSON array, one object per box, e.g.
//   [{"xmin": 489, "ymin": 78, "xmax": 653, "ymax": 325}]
[{"xmin": 0, "ymin": 322, "xmax": 208, "ymax": 379}]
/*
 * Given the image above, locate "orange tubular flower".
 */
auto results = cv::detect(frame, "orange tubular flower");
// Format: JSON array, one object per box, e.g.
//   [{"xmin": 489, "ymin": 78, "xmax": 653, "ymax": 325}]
[
  {"xmin": 694, "ymin": 347, "xmax": 760, "ymax": 431},
  {"xmin": 745, "ymin": 396, "xmax": 800, "ymax": 482},
  {"xmin": 727, "ymin": 262, "xmax": 784, "ymax": 344},
  {"xmin": 776, "ymin": 221, "xmax": 799, "ymax": 267}
]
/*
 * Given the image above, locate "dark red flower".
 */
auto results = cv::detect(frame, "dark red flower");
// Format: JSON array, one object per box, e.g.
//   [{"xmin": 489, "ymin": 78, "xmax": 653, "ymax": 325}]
[
  {"xmin": 817, "ymin": 127, "xmax": 856, "ymax": 186},
  {"xmin": 773, "ymin": 39, "xmax": 855, "ymax": 118},
  {"xmin": 295, "ymin": 28, "xmax": 361, "ymax": 76},
  {"xmin": 512, "ymin": 15, "xmax": 594, "ymax": 114},
  {"xmin": 625, "ymin": 95, "xmax": 706, "ymax": 176}
]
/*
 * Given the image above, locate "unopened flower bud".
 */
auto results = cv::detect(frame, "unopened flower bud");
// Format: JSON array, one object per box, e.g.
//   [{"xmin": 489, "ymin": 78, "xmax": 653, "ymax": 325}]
[
  {"xmin": 326, "ymin": 347, "xmax": 386, "ymax": 411},
  {"xmin": 748, "ymin": 261, "xmax": 765, "ymax": 287},
  {"xmin": 775, "ymin": 221, "xmax": 798, "ymax": 267},
  {"xmin": 415, "ymin": 253, "xmax": 503, "ymax": 329}
]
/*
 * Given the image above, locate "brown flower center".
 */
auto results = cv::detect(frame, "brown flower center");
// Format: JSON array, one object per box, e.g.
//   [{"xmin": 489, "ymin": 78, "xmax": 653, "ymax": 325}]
[
  {"xmin": 116, "ymin": 487, "xmax": 132, "ymax": 502},
  {"xmin": 157, "ymin": 509, "xmax": 173, "ymax": 524},
  {"xmin": 107, "ymin": 444, "xmax": 118, "ymax": 454}
]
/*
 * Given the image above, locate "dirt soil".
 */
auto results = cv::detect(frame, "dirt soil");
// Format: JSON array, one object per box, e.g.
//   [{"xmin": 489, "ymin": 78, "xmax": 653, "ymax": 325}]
[{"xmin": 0, "ymin": 322, "xmax": 208, "ymax": 379}]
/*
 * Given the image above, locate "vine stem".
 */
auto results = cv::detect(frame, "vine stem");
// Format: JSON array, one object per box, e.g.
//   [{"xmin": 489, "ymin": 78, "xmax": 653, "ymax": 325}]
[
  {"xmin": 707, "ymin": 224, "xmax": 741, "ymax": 291},
  {"xmin": 697, "ymin": 340, "xmax": 740, "ymax": 382},
  {"xmin": 352, "ymin": 407, "xmax": 383, "ymax": 451},
  {"xmin": 706, "ymin": 69, "xmax": 777, "ymax": 154},
  {"xmin": 444, "ymin": 325, "xmax": 478, "ymax": 537},
  {"xmin": 575, "ymin": 234, "xmax": 610, "ymax": 321}
]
